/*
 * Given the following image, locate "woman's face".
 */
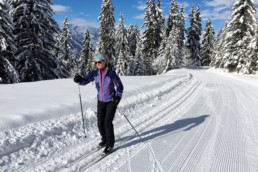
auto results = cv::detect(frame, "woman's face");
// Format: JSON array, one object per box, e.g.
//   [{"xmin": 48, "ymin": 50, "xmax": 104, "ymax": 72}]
[{"xmin": 95, "ymin": 60, "xmax": 106, "ymax": 69}]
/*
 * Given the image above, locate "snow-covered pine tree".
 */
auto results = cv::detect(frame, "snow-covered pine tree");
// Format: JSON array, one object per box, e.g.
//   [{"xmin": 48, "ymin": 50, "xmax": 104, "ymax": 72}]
[
  {"xmin": 155, "ymin": 0, "xmax": 165, "ymax": 50},
  {"xmin": 54, "ymin": 33, "xmax": 61, "ymax": 59},
  {"xmin": 115, "ymin": 13, "xmax": 131, "ymax": 76},
  {"xmin": 178, "ymin": 5, "xmax": 186, "ymax": 68},
  {"xmin": 10, "ymin": 0, "xmax": 60, "ymax": 82},
  {"xmin": 97, "ymin": 0, "xmax": 116, "ymax": 65},
  {"xmin": 211, "ymin": 27, "xmax": 223, "ymax": 67},
  {"xmin": 157, "ymin": 37, "xmax": 167, "ymax": 62},
  {"xmin": 246, "ymin": 20, "xmax": 258, "ymax": 73},
  {"xmin": 58, "ymin": 17, "xmax": 73, "ymax": 74},
  {"xmin": 201, "ymin": 18, "xmax": 215, "ymax": 66},
  {"xmin": 185, "ymin": 5, "xmax": 202, "ymax": 66},
  {"xmin": 53, "ymin": 31, "xmax": 70, "ymax": 78},
  {"xmin": 141, "ymin": 0, "xmax": 158, "ymax": 75},
  {"xmin": 129, "ymin": 24, "xmax": 144, "ymax": 75},
  {"xmin": 133, "ymin": 35, "xmax": 145, "ymax": 76},
  {"xmin": 157, "ymin": 1, "xmax": 167, "ymax": 63},
  {"xmin": 127, "ymin": 24, "xmax": 136, "ymax": 57},
  {"xmin": 222, "ymin": 0, "xmax": 257, "ymax": 74},
  {"xmin": 0, "ymin": 0, "xmax": 19, "ymax": 84},
  {"xmin": 195, "ymin": 5, "xmax": 202, "ymax": 65},
  {"xmin": 251, "ymin": 22, "xmax": 258, "ymax": 72},
  {"xmin": 166, "ymin": 0, "xmax": 180, "ymax": 37},
  {"xmin": 162, "ymin": 25, "xmax": 179, "ymax": 73},
  {"xmin": 71, "ymin": 49, "xmax": 79, "ymax": 76},
  {"xmin": 79, "ymin": 28, "xmax": 95, "ymax": 76},
  {"xmin": 213, "ymin": 24, "xmax": 230, "ymax": 68}
]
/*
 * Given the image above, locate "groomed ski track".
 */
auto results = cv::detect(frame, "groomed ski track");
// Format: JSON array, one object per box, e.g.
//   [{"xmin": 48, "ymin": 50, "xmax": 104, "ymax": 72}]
[{"xmin": 1, "ymin": 68, "xmax": 258, "ymax": 172}]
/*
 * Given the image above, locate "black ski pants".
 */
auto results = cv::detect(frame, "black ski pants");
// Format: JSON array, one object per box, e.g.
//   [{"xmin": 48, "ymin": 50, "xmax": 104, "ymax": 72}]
[{"xmin": 97, "ymin": 100, "xmax": 117, "ymax": 147}]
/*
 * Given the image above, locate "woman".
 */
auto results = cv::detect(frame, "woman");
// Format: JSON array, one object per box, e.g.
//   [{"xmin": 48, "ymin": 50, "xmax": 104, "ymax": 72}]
[{"xmin": 74, "ymin": 54, "xmax": 123, "ymax": 154}]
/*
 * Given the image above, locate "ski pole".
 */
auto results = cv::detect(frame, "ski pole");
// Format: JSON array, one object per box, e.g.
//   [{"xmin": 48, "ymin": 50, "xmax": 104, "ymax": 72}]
[
  {"xmin": 118, "ymin": 111, "xmax": 143, "ymax": 142},
  {"xmin": 118, "ymin": 111, "xmax": 162, "ymax": 171},
  {"xmin": 78, "ymin": 85, "xmax": 87, "ymax": 138}
]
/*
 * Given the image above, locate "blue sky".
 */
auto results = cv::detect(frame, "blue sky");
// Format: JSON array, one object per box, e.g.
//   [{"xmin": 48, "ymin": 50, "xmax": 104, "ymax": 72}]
[{"xmin": 51, "ymin": 0, "xmax": 258, "ymax": 34}]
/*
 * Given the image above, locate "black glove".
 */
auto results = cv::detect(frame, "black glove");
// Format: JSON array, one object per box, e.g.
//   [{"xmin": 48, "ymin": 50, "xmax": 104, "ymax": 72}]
[
  {"xmin": 74, "ymin": 74, "xmax": 83, "ymax": 83},
  {"xmin": 113, "ymin": 96, "xmax": 121, "ymax": 105}
]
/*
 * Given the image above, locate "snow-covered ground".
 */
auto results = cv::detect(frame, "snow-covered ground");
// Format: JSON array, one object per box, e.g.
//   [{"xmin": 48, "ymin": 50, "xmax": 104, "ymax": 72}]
[{"xmin": 0, "ymin": 67, "xmax": 258, "ymax": 172}]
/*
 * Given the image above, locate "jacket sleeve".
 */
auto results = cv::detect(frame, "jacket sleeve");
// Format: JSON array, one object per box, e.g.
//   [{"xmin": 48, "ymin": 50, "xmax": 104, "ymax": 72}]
[
  {"xmin": 110, "ymin": 71, "xmax": 123, "ymax": 97},
  {"xmin": 79, "ymin": 70, "xmax": 95, "ymax": 85}
]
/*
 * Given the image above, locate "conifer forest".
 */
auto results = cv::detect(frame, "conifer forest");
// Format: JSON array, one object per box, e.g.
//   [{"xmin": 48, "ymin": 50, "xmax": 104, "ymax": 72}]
[{"xmin": 0, "ymin": 0, "xmax": 257, "ymax": 84}]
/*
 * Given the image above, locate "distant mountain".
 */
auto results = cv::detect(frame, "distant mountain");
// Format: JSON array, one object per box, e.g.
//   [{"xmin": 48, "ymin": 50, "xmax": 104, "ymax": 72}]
[{"xmin": 69, "ymin": 24, "xmax": 99, "ymax": 56}]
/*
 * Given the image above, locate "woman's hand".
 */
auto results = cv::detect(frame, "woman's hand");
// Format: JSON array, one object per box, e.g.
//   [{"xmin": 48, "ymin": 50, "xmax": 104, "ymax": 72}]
[
  {"xmin": 74, "ymin": 74, "xmax": 83, "ymax": 83},
  {"xmin": 113, "ymin": 96, "xmax": 121, "ymax": 105}
]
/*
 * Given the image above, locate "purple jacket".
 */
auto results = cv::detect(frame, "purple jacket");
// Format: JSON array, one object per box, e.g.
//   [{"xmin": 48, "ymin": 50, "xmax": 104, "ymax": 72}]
[{"xmin": 79, "ymin": 67, "xmax": 123, "ymax": 102}]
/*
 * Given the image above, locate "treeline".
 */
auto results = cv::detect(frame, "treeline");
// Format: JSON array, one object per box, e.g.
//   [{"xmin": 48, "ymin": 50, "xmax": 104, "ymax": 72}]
[{"xmin": 0, "ymin": 0, "xmax": 257, "ymax": 84}]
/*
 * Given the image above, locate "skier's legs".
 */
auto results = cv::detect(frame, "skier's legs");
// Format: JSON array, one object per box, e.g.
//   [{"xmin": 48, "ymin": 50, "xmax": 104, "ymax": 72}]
[
  {"xmin": 97, "ymin": 101, "xmax": 106, "ymax": 143},
  {"xmin": 104, "ymin": 101, "xmax": 117, "ymax": 147}
]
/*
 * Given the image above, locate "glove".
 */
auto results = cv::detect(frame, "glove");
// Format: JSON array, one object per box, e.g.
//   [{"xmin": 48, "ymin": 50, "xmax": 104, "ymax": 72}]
[
  {"xmin": 74, "ymin": 74, "xmax": 83, "ymax": 83},
  {"xmin": 113, "ymin": 96, "xmax": 121, "ymax": 106}
]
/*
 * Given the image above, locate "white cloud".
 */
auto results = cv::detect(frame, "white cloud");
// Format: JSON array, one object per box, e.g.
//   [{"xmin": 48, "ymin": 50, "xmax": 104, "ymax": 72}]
[
  {"xmin": 135, "ymin": 1, "xmax": 146, "ymax": 10},
  {"xmin": 70, "ymin": 18, "xmax": 99, "ymax": 28},
  {"xmin": 134, "ymin": 13, "xmax": 145, "ymax": 19},
  {"xmin": 204, "ymin": 0, "xmax": 258, "ymax": 6},
  {"xmin": 202, "ymin": 9, "xmax": 232, "ymax": 21},
  {"xmin": 202, "ymin": 0, "xmax": 258, "ymax": 21},
  {"xmin": 178, "ymin": 1, "xmax": 190, "ymax": 8},
  {"xmin": 51, "ymin": 5, "xmax": 70, "ymax": 13},
  {"xmin": 203, "ymin": 0, "xmax": 234, "ymax": 7}
]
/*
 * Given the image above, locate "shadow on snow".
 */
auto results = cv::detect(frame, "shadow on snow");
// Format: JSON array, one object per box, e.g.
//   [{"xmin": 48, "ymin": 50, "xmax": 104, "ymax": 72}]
[{"xmin": 117, "ymin": 115, "xmax": 210, "ymax": 149}]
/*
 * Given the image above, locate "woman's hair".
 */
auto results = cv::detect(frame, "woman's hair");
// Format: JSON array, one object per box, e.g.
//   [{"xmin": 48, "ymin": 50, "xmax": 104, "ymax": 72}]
[{"xmin": 95, "ymin": 53, "xmax": 110, "ymax": 70}]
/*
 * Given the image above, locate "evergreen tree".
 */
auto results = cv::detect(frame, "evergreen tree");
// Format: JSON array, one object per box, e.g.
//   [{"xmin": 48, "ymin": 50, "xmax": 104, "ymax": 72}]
[
  {"xmin": 201, "ymin": 18, "xmax": 215, "ymax": 66},
  {"xmin": 127, "ymin": 24, "xmax": 137, "ymax": 57},
  {"xmin": 133, "ymin": 36, "xmax": 145, "ymax": 75},
  {"xmin": 141, "ymin": 0, "xmax": 158, "ymax": 75},
  {"xmin": 54, "ymin": 33, "xmax": 61, "ymax": 61},
  {"xmin": 251, "ymin": 22, "xmax": 258, "ymax": 72},
  {"xmin": 155, "ymin": 0, "xmax": 165, "ymax": 50},
  {"xmin": 129, "ymin": 25, "xmax": 145, "ymax": 75},
  {"xmin": 213, "ymin": 24, "xmax": 229, "ymax": 68},
  {"xmin": 54, "ymin": 31, "xmax": 70, "ymax": 78},
  {"xmin": 10, "ymin": 0, "xmax": 60, "ymax": 82},
  {"xmin": 115, "ymin": 13, "xmax": 131, "ymax": 75},
  {"xmin": 59, "ymin": 17, "xmax": 73, "ymax": 74},
  {"xmin": 211, "ymin": 27, "xmax": 223, "ymax": 67},
  {"xmin": 178, "ymin": 5, "xmax": 186, "ymax": 68},
  {"xmin": 71, "ymin": 49, "xmax": 79, "ymax": 76},
  {"xmin": 157, "ymin": 0, "xmax": 167, "ymax": 62},
  {"xmin": 162, "ymin": 25, "xmax": 179, "ymax": 73},
  {"xmin": 97, "ymin": 0, "xmax": 116, "ymax": 65},
  {"xmin": 185, "ymin": 5, "xmax": 202, "ymax": 66},
  {"xmin": 245, "ymin": 20, "xmax": 258, "ymax": 73},
  {"xmin": 0, "ymin": 0, "xmax": 19, "ymax": 84},
  {"xmin": 79, "ymin": 28, "xmax": 94, "ymax": 76},
  {"xmin": 166, "ymin": 0, "xmax": 180, "ymax": 37},
  {"xmin": 195, "ymin": 5, "xmax": 202, "ymax": 65},
  {"xmin": 222, "ymin": 0, "xmax": 257, "ymax": 74}
]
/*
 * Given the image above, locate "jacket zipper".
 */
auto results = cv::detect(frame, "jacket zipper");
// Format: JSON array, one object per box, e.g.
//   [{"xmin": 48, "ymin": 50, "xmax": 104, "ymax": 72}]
[{"xmin": 100, "ymin": 70, "xmax": 104, "ymax": 101}]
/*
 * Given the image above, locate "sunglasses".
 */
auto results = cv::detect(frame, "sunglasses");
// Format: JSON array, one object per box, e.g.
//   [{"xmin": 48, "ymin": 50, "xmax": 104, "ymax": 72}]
[{"xmin": 95, "ymin": 61, "xmax": 103, "ymax": 64}]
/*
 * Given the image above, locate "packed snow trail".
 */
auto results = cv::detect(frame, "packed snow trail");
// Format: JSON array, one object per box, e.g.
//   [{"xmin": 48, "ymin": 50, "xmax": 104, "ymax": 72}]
[{"xmin": 0, "ymin": 68, "xmax": 257, "ymax": 172}]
